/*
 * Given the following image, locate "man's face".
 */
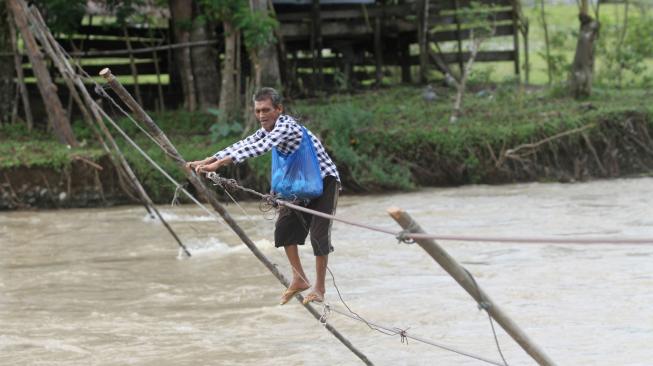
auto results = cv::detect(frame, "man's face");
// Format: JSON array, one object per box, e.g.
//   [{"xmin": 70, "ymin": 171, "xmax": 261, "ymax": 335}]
[{"xmin": 254, "ymin": 99, "xmax": 282, "ymax": 131}]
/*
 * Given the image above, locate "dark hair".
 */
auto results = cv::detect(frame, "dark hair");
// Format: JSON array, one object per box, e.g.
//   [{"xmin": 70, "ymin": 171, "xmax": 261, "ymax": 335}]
[{"xmin": 253, "ymin": 87, "xmax": 283, "ymax": 107}]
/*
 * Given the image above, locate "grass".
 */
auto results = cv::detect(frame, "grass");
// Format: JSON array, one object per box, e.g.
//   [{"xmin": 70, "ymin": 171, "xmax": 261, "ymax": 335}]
[
  {"xmin": 2, "ymin": 83, "xmax": 652, "ymax": 201},
  {"xmin": 437, "ymin": 3, "xmax": 652, "ymax": 86}
]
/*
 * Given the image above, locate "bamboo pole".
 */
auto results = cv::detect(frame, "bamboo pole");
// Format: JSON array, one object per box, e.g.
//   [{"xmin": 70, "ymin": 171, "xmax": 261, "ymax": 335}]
[
  {"xmin": 26, "ymin": 6, "xmax": 190, "ymax": 257},
  {"xmin": 99, "ymin": 67, "xmax": 374, "ymax": 366},
  {"xmin": 387, "ymin": 207, "xmax": 556, "ymax": 366}
]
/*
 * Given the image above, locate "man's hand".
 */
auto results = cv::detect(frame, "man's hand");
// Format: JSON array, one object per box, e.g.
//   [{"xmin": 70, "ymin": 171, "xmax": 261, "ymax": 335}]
[
  {"xmin": 185, "ymin": 157, "xmax": 216, "ymax": 171},
  {"xmin": 196, "ymin": 157, "xmax": 233, "ymax": 175}
]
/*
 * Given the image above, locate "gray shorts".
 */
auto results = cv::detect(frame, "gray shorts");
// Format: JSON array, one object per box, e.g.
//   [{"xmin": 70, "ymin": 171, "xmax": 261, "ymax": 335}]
[{"xmin": 274, "ymin": 176, "xmax": 340, "ymax": 256}]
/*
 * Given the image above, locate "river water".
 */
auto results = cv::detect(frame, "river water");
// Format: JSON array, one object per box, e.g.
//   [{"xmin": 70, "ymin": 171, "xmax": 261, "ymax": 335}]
[{"xmin": 1, "ymin": 177, "xmax": 652, "ymax": 366}]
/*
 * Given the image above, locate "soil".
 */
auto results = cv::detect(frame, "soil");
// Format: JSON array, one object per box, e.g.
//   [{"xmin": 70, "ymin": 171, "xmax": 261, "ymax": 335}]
[{"xmin": 2, "ymin": 115, "xmax": 652, "ymax": 210}]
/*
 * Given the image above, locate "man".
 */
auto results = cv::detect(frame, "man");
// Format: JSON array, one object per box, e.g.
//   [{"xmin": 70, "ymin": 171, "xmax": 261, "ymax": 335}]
[{"xmin": 186, "ymin": 87, "xmax": 340, "ymax": 305}]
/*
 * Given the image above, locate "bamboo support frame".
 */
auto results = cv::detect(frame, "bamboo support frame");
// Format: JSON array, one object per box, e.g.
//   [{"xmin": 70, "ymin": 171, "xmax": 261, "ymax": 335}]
[
  {"xmin": 26, "ymin": 5, "xmax": 190, "ymax": 256},
  {"xmin": 100, "ymin": 67, "xmax": 373, "ymax": 366},
  {"xmin": 387, "ymin": 207, "xmax": 556, "ymax": 366}
]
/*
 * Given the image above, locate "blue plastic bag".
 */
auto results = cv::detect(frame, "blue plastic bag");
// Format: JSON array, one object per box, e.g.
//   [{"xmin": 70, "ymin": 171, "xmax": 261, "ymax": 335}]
[{"xmin": 271, "ymin": 126, "xmax": 323, "ymax": 200}]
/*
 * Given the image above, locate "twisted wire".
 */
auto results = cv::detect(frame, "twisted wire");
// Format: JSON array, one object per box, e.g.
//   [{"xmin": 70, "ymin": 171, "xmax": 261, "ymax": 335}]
[{"xmin": 205, "ymin": 174, "xmax": 653, "ymax": 245}]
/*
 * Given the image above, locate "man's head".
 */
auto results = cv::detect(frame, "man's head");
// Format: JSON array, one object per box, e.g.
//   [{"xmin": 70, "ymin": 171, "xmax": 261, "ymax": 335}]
[{"xmin": 253, "ymin": 87, "xmax": 283, "ymax": 131}]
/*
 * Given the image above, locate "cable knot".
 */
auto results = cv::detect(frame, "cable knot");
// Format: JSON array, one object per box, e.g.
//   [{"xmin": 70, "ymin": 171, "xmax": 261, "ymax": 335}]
[
  {"xmin": 477, "ymin": 301, "xmax": 491, "ymax": 311},
  {"xmin": 262, "ymin": 194, "xmax": 279, "ymax": 209},
  {"xmin": 395, "ymin": 327, "xmax": 410, "ymax": 344},
  {"xmin": 93, "ymin": 84, "xmax": 104, "ymax": 96},
  {"xmin": 170, "ymin": 183, "xmax": 184, "ymax": 206},
  {"xmin": 206, "ymin": 172, "xmax": 238, "ymax": 192},
  {"xmin": 396, "ymin": 230, "xmax": 416, "ymax": 244},
  {"xmin": 319, "ymin": 303, "xmax": 331, "ymax": 326}
]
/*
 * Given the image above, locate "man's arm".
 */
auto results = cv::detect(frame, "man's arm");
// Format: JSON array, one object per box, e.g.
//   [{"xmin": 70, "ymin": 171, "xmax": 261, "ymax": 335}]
[
  {"xmin": 228, "ymin": 120, "xmax": 292, "ymax": 163},
  {"xmin": 190, "ymin": 130, "xmax": 263, "ymax": 173},
  {"xmin": 213, "ymin": 131, "xmax": 262, "ymax": 160}
]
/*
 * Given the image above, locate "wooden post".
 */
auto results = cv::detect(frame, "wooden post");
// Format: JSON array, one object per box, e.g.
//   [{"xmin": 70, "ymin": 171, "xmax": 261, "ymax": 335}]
[
  {"xmin": 387, "ymin": 207, "xmax": 557, "ymax": 366},
  {"xmin": 311, "ymin": 0, "xmax": 323, "ymax": 91},
  {"xmin": 399, "ymin": 34, "xmax": 411, "ymax": 83},
  {"xmin": 511, "ymin": 3, "xmax": 520, "ymax": 78},
  {"xmin": 100, "ymin": 68, "xmax": 374, "ymax": 366},
  {"xmin": 151, "ymin": 45, "xmax": 165, "ymax": 112},
  {"xmin": 7, "ymin": 0, "xmax": 77, "ymax": 146},
  {"xmin": 7, "ymin": 10, "xmax": 33, "ymax": 130},
  {"xmin": 123, "ymin": 26, "xmax": 143, "ymax": 107},
  {"xmin": 417, "ymin": 0, "xmax": 429, "ymax": 83},
  {"xmin": 374, "ymin": 16, "xmax": 383, "ymax": 86}
]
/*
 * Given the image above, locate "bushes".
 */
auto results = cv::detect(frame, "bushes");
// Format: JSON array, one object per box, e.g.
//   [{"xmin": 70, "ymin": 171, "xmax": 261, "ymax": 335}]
[{"xmin": 3, "ymin": 85, "xmax": 652, "ymax": 203}]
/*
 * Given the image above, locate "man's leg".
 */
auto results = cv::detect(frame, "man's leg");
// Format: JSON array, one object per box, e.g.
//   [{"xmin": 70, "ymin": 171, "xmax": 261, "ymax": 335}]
[
  {"xmin": 303, "ymin": 176, "xmax": 339, "ymax": 304},
  {"xmin": 314, "ymin": 254, "xmax": 328, "ymax": 298},
  {"xmin": 284, "ymin": 244, "xmax": 310, "ymax": 289},
  {"xmin": 275, "ymin": 206, "xmax": 311, "ymax": 305}
]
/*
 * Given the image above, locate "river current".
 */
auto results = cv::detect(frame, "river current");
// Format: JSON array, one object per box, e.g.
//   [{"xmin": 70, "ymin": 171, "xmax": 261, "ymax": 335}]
[{"xmin": 1, "ymin": 178, "xmax": 652, "ymax": 365}]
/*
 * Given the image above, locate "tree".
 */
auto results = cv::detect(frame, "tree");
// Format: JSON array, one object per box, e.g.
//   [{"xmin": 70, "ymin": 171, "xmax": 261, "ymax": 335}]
[
  {"xmin": 202, "ymin": 0, "xmax": 278, "ymax": 126},
  {"xmin": 247, "ymin": 0, "xmax": 280, "ymax": 89},
  {"xmin": 169, "ymin": 0, "xmax": 198, "ymax": 111},
  {"xmin": 569, "ymin": 0, "xmax": 600, "ymax": 98},
  {"xmin": 538, "ymin": 0, "xmax": 552, "ymax": 85},
  {"xmin": 7, "ymin": 0, "xmax": 78, "ymax": 146},
  {"xmin": 190, "ymin": 1, "xmax": 220, "ymax": 111},
  {"xmin": 201, "ymin": 0, "xmax": 241, "ymax": 124},
  {"xmin": 238, "ymin": 0, "xmax": 279, "ymax": 132},
  {"xmin": 448, "ymin": 2, "xmax": 497, "ymax": 124}
]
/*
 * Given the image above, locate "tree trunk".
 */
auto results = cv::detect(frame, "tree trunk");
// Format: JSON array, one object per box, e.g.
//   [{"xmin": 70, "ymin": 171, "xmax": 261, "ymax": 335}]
[
  {"xmin": 0, "ymin": 3, "xmax": 15, "ymax": 125},
  {"xmin": 7, "ymin": 0, "xmax": 77, "ymax": 146},
  {"xmin": 219, "ymin": 21, "xmax": 239, "ymax": 124},
  {"xmin": 539, "ymin": 0, "xmax": 553, "ymax": 85},
  {"xmin": 190, "ymin": 2, "xmax": 219, "ymax": 111},
  {"xmin": 169, "ymin": 0, "xmax": 196, "ymax": 111},
  {"xmin": 615, "ymin": 0, "xmax": 629, "ymax": 88},
  {"xmin": 569, "ymin": 5, "xmax": 599, "ymax": 99},
  {"xmin": 251, "ymin": 0, "xmax": 281, "ymax": 89}
]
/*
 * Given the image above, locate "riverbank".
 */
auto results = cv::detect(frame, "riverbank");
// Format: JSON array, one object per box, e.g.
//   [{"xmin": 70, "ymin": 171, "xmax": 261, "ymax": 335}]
[{"xmin": 2, "ymin": 85, "xmax": 653, "ymax": 209}]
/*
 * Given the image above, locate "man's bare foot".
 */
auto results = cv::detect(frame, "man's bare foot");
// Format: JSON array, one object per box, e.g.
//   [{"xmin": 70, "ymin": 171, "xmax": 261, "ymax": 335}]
[
  {"xmin": 301, "ymin": 289, "xmax": 325, "ymax": 305},
  {"xmin": 279, "ymin": 279, "xmax": 310, "ymax": 305}
]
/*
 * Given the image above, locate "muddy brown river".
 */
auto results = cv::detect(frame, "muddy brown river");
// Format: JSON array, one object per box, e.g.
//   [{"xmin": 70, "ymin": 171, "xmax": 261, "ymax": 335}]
[{"xmin": 1, "ymin": 178, "xmax": 652, "ymax": 365}]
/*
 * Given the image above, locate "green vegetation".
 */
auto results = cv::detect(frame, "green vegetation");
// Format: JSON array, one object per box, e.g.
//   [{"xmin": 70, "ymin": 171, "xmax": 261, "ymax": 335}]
[
  {"xmin": 3, "ymin": 3, "xmax": 653, "ymax": 204},
  {"xmin": 4, "ymin": 83, "xmax": 651, "ymax": 202},
  {"xmin": 466, "ymin": 3, "xmax": 653, "ymax": 87}
]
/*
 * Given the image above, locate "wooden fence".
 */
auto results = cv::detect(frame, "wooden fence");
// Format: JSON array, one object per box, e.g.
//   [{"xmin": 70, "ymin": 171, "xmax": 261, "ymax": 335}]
[{"xmin": 20, "ymin": 0, "xmax": 526, "ymax": 110}]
